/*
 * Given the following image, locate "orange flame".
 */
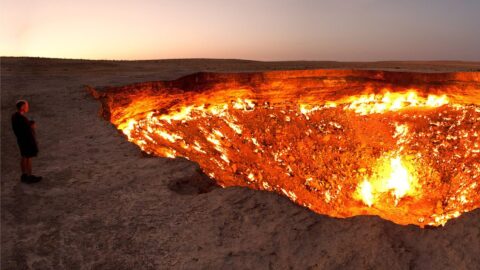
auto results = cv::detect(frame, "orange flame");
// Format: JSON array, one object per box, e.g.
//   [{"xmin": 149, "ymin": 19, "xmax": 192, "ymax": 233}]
[
  {"xmin": 342, "ymin": 91, "xmax": 448, "ymax": 115},
  {"xmin": 91, "ymin": 70, "xmax": 480, "ymax": 227},
  {"xmin": 355, "ymin": 155, "xmax": 418, "ymax": 207}
]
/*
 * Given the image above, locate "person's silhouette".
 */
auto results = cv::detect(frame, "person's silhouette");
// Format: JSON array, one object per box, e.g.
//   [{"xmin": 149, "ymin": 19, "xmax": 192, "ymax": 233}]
[{"xmin": 11, "ymin": 100, "xmax": 42, "ymax": 183}]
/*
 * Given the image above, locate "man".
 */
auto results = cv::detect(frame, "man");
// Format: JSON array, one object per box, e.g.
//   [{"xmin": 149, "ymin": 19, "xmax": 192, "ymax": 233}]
[{"xmin": 11, "ymin": 100, "xmax": 42, "ymax": 183}]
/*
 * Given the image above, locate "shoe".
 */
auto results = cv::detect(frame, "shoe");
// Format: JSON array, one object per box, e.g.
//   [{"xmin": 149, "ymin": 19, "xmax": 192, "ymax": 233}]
[
  {"xmin": 29, "ymin": 175, "xmax": 42, "ymax": 183},
  {"xmin": 20, "ymin": 174, "xmax": 42, "ymax": 184},
  {"xmin": 21, "ymin": 174, "xmax": 29, "ymax": 183}
]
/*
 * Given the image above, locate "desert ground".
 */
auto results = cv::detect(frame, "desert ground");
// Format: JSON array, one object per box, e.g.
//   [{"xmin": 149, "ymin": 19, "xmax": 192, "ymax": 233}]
[{"xmin": 2, "ymin": 57, "xmax": 480, "ymax": 270}]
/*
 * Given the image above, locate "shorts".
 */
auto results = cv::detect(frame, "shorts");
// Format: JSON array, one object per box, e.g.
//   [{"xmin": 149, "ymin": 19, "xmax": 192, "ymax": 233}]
[{"xmin": 17, "ymin": 140, "xmax": 38, "ymax": 158}]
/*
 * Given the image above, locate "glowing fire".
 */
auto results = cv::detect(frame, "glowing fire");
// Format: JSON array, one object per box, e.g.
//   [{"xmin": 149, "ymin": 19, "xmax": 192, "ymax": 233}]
[
  {"xmin": 355, "ymin": 155, "xmax": 418, "ymax": 207},
  {"xmin": 342, "ymin": 91, "xmax": 449, "ymax": 115},
  {"xmin": 357, "ymin": 179, "xmax": 374, "ymax": 207},
  {"xmin": 387, "ymin": 157, "xmax": 412, "ymax": 199},
  {"xmin": 91, "ymin": 70, "xmax": 480, "ymax": 227}
]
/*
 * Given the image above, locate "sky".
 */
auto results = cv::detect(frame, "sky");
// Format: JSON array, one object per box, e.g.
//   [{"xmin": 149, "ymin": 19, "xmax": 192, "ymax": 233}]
[{"xmin": 1, "ymin": 0, "xmax": 479, "ymax": 61}]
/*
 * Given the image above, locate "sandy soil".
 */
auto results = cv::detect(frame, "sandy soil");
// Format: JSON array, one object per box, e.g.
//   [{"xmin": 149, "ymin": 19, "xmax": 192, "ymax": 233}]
[{"xmin": 1, "ymin": 57, "xmax": 480, "ymax": 270}]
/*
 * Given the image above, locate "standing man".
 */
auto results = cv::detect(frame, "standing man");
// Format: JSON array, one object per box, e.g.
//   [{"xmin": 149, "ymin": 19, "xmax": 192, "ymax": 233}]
[{"xmin": 11, "ymin": 100, "xmax": 42, "ymax": 183}]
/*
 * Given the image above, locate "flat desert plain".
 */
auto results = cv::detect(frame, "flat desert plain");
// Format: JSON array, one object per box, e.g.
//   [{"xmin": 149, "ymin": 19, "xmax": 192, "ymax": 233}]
[{"xmin": 2, "ymin": 57, "xmax": 480, "ymax": 269}]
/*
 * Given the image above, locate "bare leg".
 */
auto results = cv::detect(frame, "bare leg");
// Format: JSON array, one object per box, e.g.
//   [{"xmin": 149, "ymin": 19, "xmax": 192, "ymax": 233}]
[
  {"xmin": 20, "ymin": 157, "xmax": 28, "ymax": 174},
  {"xmin": 20, "ymin": 157, "xmax": 40, "ymax": 182},
  {"xmin": 26, "ymin": 158, "xmax": 32, "ymax": 175}
]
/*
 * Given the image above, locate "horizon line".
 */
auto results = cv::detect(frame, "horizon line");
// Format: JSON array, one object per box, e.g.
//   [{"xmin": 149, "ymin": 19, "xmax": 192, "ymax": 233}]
[{"xmin": 2, "ymin": 56, "xmax": 480, "ymax": 64}]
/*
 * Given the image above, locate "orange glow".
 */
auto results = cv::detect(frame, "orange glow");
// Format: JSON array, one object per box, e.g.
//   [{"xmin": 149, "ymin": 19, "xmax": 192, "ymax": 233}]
[
  {"xmin": 341, "ymin": 91, "xmax": 448, "ymax": 115},
  {"xmin": 386, "ymin": 156, "xmax": 414, "ymax": 199},
  {"xmin": 91, "ymin": 69, "xmax": 480, "ymax": 227},
  {"xmin": 354, "ymin": 155, "xmax": 418, "ymax": 207},
  {"xmin": 357, "ymin": 179, "xmax": 374, "ymax": 207}
]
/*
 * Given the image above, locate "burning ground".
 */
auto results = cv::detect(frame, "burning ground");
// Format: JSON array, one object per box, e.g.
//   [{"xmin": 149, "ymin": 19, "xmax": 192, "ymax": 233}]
[
  {"xmin": 91, "ymin": 70, "xmax": 480, "ymax": 227},
  {"xmin": 2, "ymin": 58, "xmax": 480, "ymax": 269}
]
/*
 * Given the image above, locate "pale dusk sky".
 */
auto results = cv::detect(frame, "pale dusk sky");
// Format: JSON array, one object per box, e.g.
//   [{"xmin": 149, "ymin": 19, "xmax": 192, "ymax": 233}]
[{"xmin": 1, "ymin": 0, "xmax": 479, "ymax": 61}]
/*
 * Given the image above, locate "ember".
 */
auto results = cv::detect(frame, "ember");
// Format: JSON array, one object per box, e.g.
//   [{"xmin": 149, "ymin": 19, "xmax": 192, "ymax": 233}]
[{"xmin": 90, "ymin": 70, "xmax": 480, "ymax": 227}]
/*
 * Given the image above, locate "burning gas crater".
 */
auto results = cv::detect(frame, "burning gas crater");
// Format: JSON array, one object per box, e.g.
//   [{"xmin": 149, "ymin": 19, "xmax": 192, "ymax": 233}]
[{"xmin": 91, "ymin": 70, "xmax": 480, "ymax": 227}]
